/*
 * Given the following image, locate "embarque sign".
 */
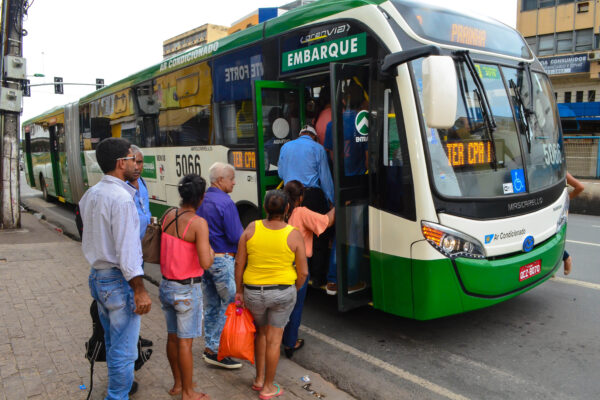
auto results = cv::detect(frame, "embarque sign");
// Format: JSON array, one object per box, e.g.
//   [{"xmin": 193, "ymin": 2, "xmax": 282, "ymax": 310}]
[{"xmin": 282, "ymin": 33, "xmax": 366, "ymax": 72}]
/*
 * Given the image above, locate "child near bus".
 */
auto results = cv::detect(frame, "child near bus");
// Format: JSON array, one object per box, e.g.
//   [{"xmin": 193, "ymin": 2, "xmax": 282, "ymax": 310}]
[{"xmin": 282, "ymin": 180, "xmax": 334, "ymax": 358}]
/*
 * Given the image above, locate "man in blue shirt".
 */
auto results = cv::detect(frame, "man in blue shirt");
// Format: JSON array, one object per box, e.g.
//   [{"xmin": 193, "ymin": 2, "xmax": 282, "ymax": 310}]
[
  {"xmin": 127, "ymin": 145, "xmax": 154, "ymax": 350},
  {"xmin": 196, "ymin": 162, "xmax": 243, "ymax": 369},
  {"xmin": 278, "ymin": 125, "xmax": 334, "ymax": 287},
  {"xmin": 278, "ymin": 125, "xmax": 334, "ymax": 205},
  {"xmin": 128, "ymin": 145, "xmax": 152, "ymax": 241}
]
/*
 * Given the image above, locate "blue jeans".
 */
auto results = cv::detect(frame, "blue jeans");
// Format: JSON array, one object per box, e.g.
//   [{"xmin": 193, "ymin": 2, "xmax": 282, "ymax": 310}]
[
  {"xmin": 89, "ymin": 268, "xmax": 140, "ymax": 400},
  {"xmin": 202, "ymin": 255, "xmax": 236, "ymax": 353},
  {"xmin": 327, "ymin": 238, "xmax": 361, "ymax": 286},
  {"xmin": 159, "ymin": 280, "xmax": 203, "ymax": 338},
  {"xmin": 283, "ymin": 276, "xmax": 308, "ymax": 348}
]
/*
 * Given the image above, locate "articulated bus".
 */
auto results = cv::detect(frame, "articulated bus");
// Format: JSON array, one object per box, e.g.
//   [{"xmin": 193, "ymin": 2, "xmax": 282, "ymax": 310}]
[{"xmin": 23, "ymin": 0, "xmax": 567, "ymax": 320}]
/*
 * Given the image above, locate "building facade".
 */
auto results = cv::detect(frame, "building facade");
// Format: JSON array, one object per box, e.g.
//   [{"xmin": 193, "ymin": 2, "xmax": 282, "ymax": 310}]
[
  {"xmin": 163, "ymin": 24, "xmax": 229, "ymax": 58},
  {"xmin": 517, "ymin": 0, "xmax": 600, "ymax": 135}
]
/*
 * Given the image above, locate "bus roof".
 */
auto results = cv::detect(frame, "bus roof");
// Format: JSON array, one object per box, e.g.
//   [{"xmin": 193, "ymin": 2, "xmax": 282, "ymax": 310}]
[
  {"xmin": 23, "ymin": 104, "xmax": 65, "ymax": 126},
  {"xmin": 76, "ymin": 0, "xmax": 386, "ymax": 104}
]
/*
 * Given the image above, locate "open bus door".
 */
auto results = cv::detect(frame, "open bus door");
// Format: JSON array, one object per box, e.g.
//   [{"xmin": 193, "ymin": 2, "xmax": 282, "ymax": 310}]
[
  {"xmin": 24, "ymin": 127, "xmax": 35, "ymax": 187},
  {"xmin": 253, "ymin": 81, "xmax": 304, "ymax": 211},
  {"xmin": 330, "ymin": 63, "xmax": 373, "ymax": 311},
  {"xmin": 48, "ymin": 125, "xmax": 65, "ymax": 201}
]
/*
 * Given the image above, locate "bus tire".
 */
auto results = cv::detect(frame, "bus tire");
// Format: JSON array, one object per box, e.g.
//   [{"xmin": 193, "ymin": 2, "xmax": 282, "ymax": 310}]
[
  {"xmin": 238, "ymin": 204, "xmax": 260, "ymax": 228},
  {"xmin": 40, "ymin": 175, "xmax": 50, "ymax": 202}
]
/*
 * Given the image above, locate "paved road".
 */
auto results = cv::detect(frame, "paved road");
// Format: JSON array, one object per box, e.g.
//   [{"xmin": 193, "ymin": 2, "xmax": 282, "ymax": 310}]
[
  {"xmin": 20, "ymin": 175, "xmax": 600, "ymax": 399},
  {"xmin": 294, "ymin": 214, "xmax": 600, "ymax": 400}
]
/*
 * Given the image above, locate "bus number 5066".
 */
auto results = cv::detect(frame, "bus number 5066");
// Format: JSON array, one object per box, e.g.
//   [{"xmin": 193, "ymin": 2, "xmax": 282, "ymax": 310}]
[{"xmin": 175, "ymin": 154, "xmax": 201, "ymax": 177}]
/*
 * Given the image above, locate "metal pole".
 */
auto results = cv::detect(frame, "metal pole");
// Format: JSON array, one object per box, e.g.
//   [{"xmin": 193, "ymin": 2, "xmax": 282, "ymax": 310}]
[{"xmin": 1, "ymin": 0, "xmax": 23, "ymax": 229}]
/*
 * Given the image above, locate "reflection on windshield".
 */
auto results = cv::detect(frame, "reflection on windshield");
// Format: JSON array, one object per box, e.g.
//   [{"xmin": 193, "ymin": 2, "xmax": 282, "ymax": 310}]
[
  {"xmin": 503, "ymin": 68, "xmax": 565, "ymax": 192},
  {"xmin": 414, "ymin": 60, "xmax": 524, "ymax": 198}
]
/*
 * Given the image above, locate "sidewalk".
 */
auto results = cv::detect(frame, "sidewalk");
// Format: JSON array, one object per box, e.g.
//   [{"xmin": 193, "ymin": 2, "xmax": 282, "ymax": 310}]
[{"xmin": 0, "ymin": 212, "xmax": 354, "ymax": 400}]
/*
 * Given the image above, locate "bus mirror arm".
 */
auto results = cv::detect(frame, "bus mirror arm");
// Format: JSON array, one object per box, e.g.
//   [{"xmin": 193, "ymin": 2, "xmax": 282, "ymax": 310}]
[{"xmin": 381, "ymin": 45, "xmax": 441, "ymax": 75}]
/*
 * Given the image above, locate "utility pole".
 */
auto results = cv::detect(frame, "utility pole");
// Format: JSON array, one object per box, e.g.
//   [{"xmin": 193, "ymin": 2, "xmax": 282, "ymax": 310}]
[{"xmin": 0, "ymin": 0, "xmax": 25, "ymax": 229}]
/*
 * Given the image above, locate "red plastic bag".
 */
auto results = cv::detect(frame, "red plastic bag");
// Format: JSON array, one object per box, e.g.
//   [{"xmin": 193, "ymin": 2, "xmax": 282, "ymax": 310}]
[{"xmin": 218, "ymin": 303, "xmax": 256, "ymax": 364}]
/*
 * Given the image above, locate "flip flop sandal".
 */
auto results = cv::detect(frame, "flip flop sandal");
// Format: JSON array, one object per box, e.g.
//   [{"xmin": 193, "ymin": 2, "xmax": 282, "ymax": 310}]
[
  {"xmin": 252, "ymin": 384, "xmax": 263, "ymax": 391},
  {"xmin": 258, "ymin": 383, "xmax": 284, "ymax": 399}
]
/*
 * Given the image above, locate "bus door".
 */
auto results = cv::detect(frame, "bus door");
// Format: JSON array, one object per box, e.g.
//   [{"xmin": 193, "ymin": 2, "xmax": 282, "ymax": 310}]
[
  {"xmin": 253, "ymin": 81, "xmax": 304, "ymax": 210},
  {"xmin": 24, "ymin": 127, "xmax": 35, "ymax": 186},
  {"xmin": 48, "ymin": 125, "xmax": 64, "ymax": 200},
  {"xmin": 330, "ymin": 63, "xmax": 372, "ymax": 311}
]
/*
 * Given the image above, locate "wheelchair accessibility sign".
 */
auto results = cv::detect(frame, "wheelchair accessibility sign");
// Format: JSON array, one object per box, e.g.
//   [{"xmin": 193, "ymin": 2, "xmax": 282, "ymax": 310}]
[{"xmin": 511, "ymin": 169, "xmax": 526, "ymax": 194}]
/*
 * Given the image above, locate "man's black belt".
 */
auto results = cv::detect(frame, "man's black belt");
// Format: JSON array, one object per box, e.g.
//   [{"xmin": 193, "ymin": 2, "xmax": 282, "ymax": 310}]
[
  {"xmin": 244, "ymin": 284, "xmax": 292, "ymax": 290},
  {"xmin": 162, "ymin": 276, "xmax": 202, "ymax": 285}
]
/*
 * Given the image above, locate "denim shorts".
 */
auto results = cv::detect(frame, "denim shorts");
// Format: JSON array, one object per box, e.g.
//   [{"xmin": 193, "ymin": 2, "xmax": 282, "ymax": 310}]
[
  {"xmin": 244, "ymin": 285, "xmax": 296, "ymax": 328},
  {"xmin": 159, "ymin": 279, "xmax": 203, "ymax": 339}
]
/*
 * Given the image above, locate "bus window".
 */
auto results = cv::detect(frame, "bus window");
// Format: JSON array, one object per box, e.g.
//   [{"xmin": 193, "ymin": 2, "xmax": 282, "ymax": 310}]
[
  {"xmin": 80, "ymin": 104, "xmax": 91, "ymax": 150},
  {"xmin": 503, "ymin": 67, "xmax": 565, "ymax": 192},
  {"xmin": 212, "ymin": 44, "xmax": 265, "ymax": 145},
  {"xmin": 325, "ymin": 77, "xmax": 369, "ymax": 177},
  {"xmin": 158, "ymin": 105, "xmax": 212, "ymax": 146},
  {"xmin": 120, "ymin": 121, "xmax": 141, "ymax": 147},
  {"xmin": 261, "ymin": 88, "xmax": 301, "ymax": 173},
  {"xmin": 135, "ymin": 81, "xmax": 159, "ymax": 115},
  {"xmin": 381, "ymin": 88, "xmax": 415, "ymax": 220},
  {"xmin": 413, "ymin": 59, "xmax": 524, "ymax": 198},
  {"xmin": 90, "ymin": 117, "xmax": 110, "ymax": 150},
  {"xmin": 139, "ymin": 116, "xmax": 158, "ymax": 148}
]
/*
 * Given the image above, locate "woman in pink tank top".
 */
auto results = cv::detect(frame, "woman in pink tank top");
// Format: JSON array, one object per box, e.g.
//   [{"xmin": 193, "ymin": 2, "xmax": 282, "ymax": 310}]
[{"xmin": 159, "ymin": 174, "xmax": 214, "ymax": 400}]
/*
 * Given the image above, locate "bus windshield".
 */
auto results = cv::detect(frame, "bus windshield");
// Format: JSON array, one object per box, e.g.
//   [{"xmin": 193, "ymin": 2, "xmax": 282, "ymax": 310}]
[{"xmin": 412, "ymin": 59, "xmax": 564, "ymax": 199}]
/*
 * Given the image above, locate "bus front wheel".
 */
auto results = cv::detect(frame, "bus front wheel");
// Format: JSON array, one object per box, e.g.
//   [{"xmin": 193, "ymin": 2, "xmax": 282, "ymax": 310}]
[{"xmin": 40, "ymin": 175, "xmax": 49, "ymax": 202}]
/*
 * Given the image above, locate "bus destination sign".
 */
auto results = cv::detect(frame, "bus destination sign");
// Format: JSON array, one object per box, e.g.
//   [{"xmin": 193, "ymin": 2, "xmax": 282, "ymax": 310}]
[
  {"xmin": 228, "ymin": 150, "xmax": 256, "ymax": 171},
  {"xmin": 445, "ymin": 140, "xmax": 494, "ymax": 168}
]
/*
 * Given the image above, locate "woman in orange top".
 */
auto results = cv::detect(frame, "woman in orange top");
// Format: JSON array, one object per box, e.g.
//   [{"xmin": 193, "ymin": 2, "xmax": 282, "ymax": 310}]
[
  {"xmin": 282, "ymin": 180, "xmax": 334, "ymax": 358},
  {"xmin": 160, "ymin": 174, "xmax": 214, "ymax": 400},
  {"xmin": 235, "ymin": 190, "xmax": 308, "ymax": 400}
]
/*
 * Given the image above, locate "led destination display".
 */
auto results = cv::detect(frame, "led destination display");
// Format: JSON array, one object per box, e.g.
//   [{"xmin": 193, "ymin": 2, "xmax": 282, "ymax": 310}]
[
  {"xmin": 228, "ymin": 150, "xmax": 256, "ymax": 171},
  {"xmin": 444, "ymin": 139, "xmax": 504, "ymax": 168}
]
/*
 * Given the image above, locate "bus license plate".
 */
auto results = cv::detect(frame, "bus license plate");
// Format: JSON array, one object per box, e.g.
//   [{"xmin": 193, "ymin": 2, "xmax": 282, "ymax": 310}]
[{"xmin": 519, "ymin": 260, "xmax": 541, "ymax": 282}]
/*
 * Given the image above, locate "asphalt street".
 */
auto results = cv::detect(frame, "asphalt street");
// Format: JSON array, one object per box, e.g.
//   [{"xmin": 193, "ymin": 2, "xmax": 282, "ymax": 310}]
[{"xmin": 18, "ymin": 173, "xmax": 600, "ymax": 400}]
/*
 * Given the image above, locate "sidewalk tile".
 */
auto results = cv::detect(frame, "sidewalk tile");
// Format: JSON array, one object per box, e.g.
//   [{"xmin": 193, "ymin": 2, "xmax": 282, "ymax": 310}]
[{"xmin": 0, "ymin": 217, "xmax": 354, "ymax": 400}]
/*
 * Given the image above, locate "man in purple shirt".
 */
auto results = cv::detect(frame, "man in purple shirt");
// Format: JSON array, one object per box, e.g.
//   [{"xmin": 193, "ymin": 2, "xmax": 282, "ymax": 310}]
[{"xmin": 196, "ymin": 162, "xmax": 243, "ymax": 369}]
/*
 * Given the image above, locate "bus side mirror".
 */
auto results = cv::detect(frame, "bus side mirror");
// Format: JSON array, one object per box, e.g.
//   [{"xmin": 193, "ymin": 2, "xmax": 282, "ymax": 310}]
[{"xmin": 422, "ymin": 56, "xmax": 457, "ymax": 129}]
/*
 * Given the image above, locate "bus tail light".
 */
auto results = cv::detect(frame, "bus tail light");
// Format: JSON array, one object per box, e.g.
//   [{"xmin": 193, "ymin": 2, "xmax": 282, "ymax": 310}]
[{"xmin": 421, "ymin": 221, "xmax": 486, "ymax": 259}]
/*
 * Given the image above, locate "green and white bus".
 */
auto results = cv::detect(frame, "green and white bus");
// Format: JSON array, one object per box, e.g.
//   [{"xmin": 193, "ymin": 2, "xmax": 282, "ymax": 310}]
[{"xmin": 23, "ymin": 0, "xmax": 567, "ymax": 320}]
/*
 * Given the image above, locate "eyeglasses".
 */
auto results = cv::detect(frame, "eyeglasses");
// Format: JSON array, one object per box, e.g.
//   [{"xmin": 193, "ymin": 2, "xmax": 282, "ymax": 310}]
[{"xmin": 117, "ymin": 156, "xmax": 135, "ymax": 161}]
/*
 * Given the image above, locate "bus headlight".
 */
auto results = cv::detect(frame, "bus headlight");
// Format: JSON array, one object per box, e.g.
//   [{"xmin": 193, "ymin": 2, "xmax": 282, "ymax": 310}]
[
  {"xmin": 421, "ymin": 221, "xmax": 486, "ymax": 259},
  {"xmin": 556, "ymin": 195, "xmax": 569, "ymax": 233}
]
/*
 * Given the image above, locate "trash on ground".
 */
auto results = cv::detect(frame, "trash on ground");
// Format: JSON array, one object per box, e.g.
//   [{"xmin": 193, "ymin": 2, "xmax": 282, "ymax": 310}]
[{"xmin": 302, "ymin": 383, "xmax": 325, "ymax": 399}]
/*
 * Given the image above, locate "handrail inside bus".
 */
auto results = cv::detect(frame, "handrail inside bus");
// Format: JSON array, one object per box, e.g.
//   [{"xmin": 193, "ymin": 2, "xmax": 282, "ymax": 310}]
[{"xmin": 380, "ymin": 45, "xmax": 441, "ymax": 75}]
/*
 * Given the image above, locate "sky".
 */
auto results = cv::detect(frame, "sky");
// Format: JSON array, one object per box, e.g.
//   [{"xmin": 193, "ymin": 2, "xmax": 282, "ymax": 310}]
[{"xmin": 20, "ymin": 0, "xmax": 517, "ymax": 123}]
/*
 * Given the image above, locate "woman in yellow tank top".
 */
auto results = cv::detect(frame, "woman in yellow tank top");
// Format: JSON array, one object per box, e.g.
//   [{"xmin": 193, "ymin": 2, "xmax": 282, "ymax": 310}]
[{"xmin": 235, "ymin": 190, "xmax": 308, "ymax": 400}]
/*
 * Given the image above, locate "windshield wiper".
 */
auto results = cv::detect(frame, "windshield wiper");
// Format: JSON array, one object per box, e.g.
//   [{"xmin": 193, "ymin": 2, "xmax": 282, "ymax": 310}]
[
  {"xmin": 509, "ymin": 78, "xmax": 533, "ymax": 153},
  {"xmin": 455, "ymin": 50, "xmax": 498, "ymax": 170},
  {"xmin": 473, "ymin": 88, "xmax": 498, "ymax": 170}
]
